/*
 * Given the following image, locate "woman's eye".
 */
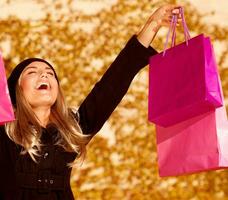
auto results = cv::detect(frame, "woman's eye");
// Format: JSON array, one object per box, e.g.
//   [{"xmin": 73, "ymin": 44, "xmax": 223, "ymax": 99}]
[
  {"xmin": 28, "ymin": 71, "xmax": 36, "ymax": 74},
  {"xmin": 47, "ymin": 72, "xmax": 54, "ymax": 76}
]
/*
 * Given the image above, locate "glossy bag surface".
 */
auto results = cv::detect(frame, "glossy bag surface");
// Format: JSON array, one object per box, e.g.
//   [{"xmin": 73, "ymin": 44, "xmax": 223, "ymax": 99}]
[{"xmin": 148, "ymin": 34, "xmax": 223, "ymax": 127}]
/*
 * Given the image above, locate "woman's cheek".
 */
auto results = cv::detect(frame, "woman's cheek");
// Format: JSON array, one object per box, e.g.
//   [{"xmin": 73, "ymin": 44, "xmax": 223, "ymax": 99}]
[
  {"xmin": 19, "ymin": 77, "xmax": 36, "ymax": 102},
  {"xmin": 20, "ymin": 78, "xmax": 33, "ymax": 92},
  {"xmin": 53, "ymin": 84, "xmax": 59, "ymax": 100}
]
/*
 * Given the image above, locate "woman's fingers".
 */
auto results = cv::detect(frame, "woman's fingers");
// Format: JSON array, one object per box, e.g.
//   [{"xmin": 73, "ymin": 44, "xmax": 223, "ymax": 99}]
[
  {"xmin": 161, "ymin": 14, "xmax": 182, "ymax": 27},
  {"xmin": 165, "ymin": 4, "xmax": 182, "ymax": 12},
  {"xmin": 162, "ymin": 5, "xmax": 183, "ymax": 26},
  {"xmin": 164, "ymin": 5, "xmax": 183, "ymax": 17},
  {"xmin": 162, "ymin": 19, "xmax": 172, "ymax": 26},
  {"xmin": 172, "ymin": 8, "xmax": 181, "ymax": 14},
  {"xmin": 136, "ymin": 4, "xmax": 184, "ymax": 47}
]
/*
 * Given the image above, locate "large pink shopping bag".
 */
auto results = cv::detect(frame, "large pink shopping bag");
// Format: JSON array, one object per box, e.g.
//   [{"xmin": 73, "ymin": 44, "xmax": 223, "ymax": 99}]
[
  {"xmin": 156, "ymin": 105, "xmax": 228, "ymax": 177},
  {"xmin": 0, "ymin": 52, "xmax": 15, "ymax": 124},
  {"xmin": 148, "ymin": 9, "xmax": 223, "ymax": 127}
]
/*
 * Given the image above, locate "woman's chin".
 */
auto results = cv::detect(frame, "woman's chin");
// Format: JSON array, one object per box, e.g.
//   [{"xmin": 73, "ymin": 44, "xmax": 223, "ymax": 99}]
[{"xmin": 30, "ymin": 98, "xmax": 56, "ymax": 108}]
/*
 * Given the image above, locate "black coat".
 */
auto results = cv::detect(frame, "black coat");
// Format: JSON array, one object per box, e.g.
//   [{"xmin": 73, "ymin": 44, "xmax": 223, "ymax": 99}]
[{"xmin": 0, "ymin": 35, "xmax": 157, "ymax": 200}]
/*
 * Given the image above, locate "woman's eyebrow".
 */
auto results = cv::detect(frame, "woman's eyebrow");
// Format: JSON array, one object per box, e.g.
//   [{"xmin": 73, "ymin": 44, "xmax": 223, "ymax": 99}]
[
  {"xmin": 45, "ymin": 67, "xmax": 54, "ymax": 71},
  {"xmin": 24, "ymin": 66, "xmax": 37, "ymax": 72}
]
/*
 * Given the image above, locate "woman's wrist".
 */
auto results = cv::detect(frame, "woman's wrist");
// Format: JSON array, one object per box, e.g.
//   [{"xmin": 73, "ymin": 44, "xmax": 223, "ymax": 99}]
[
  {"xmin": 136, "ymin": 19, "xmax": 161, "ymax": 48},
  {"xmin": 147, "ymin": 17, "xmax": 162, "ymax": 32}
]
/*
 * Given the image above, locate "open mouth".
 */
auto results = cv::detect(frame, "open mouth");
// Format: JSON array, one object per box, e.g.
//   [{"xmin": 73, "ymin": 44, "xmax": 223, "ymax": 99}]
[{"xmin": 37, "ymin": 83, "xmax": 49, "ymax": 90}]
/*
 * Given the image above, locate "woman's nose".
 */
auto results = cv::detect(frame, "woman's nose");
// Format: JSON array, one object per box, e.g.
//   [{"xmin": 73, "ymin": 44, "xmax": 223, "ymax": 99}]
[{"xmin": 40, "ymin": 72, "xmax": 48, "ymax": 78}]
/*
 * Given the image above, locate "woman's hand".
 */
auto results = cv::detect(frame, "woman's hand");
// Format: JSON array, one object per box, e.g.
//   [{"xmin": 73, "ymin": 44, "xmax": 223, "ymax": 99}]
[{"xmin": 137, "ymin": 4, "xmax": 182, "ymax": 48}]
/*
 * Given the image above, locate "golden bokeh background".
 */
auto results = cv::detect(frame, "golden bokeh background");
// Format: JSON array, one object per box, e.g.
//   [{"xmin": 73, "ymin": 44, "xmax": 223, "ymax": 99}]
[{"xmin": 0, "ymin": 0, "xmax": 228, "ymax": 199}]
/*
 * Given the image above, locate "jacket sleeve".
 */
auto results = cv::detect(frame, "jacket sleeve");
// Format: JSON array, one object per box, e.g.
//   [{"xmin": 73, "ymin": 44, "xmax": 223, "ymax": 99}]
[{"xmin": 77, "ymin": 35, "xmax": 157, "ymax": 136}]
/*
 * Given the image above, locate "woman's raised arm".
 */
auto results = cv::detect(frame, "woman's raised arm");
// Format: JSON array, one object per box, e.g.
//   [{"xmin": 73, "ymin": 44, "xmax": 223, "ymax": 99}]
[{"xmin": 77, "ymin": 4, "xmax": 182, "ymax": 137}]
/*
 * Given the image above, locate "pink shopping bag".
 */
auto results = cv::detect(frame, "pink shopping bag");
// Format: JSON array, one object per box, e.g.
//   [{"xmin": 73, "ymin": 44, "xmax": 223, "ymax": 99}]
[
  {"xmin": 156, "ymin": 105, "xmax": 228, "ymax": 177},
  {"xmin": 0, "ymin": 52, "xmax": 15, "ymax": 124},
  {"xmin": 148, "ymin": 9, "xmax": 223, "ymax": 127}
]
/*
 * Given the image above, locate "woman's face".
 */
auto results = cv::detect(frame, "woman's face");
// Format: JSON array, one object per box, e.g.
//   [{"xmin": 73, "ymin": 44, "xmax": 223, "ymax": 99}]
[{"xmin": 19, "ymin": 61, "xmax": 59, "ymax": 109}]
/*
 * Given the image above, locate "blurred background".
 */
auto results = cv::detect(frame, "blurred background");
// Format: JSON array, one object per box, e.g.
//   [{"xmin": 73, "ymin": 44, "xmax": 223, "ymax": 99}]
[{"xmin": 0, "ymin": 0, "xmax": 228, "ymax": 199}]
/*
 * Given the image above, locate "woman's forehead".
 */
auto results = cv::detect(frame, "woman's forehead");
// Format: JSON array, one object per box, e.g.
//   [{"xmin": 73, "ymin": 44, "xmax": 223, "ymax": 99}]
[{"xmin": 24, "ymin": 61, "xmax": 54, "ymax": 71}]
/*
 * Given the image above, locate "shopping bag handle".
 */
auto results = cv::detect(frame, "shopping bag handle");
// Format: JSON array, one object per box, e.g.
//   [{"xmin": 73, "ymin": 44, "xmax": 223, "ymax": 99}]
[{"xmin": 163, "ymin": 7, "xmax": 191, "ymax": 56}]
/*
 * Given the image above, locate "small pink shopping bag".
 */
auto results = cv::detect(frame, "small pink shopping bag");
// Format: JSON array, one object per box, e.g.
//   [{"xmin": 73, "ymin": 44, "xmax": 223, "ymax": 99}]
[
  {"xmin": 148, "ymin": 9, "xmax": 222, "ymax": 127},
  {"xmin": 156, "ymin": 105, "xmax": 228, "ymax": 177},
  {"xmin": 0, "ymin": 52, "xmax": 15, "ymax": 124}
]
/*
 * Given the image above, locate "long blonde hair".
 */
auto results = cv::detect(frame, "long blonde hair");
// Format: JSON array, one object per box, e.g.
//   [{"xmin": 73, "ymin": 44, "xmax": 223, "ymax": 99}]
[{"xmin": 5, "ymin": 83, "xmax": 91, "ymax": 167}]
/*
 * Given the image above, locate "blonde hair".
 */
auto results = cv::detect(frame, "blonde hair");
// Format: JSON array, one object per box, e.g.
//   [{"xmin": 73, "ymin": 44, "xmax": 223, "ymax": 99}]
[{"xmin": 5, "ymin": 83, "xmax": 91, "ymax": 167}]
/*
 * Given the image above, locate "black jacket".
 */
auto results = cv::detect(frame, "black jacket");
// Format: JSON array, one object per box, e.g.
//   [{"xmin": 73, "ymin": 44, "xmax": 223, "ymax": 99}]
[{"xmin": 0, "ymin": 35, "xmax": 157, "ymax": 200}]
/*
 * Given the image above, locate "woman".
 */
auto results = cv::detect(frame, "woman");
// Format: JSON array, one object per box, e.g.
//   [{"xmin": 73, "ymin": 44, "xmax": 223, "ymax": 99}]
[{"xmin": 0, "ymin": 4, "xmax": 181, "ymax": 200}]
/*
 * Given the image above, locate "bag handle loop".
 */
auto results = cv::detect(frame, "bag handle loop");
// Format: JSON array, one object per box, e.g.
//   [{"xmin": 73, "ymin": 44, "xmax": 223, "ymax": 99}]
[{"xmin": 163, "ymin": 7, "xmax": 191, "ymax": 56}]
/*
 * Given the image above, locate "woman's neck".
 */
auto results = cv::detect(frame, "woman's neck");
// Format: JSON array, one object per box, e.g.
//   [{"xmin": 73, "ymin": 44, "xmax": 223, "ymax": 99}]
[{"xmin": 32, "ymin": 106, "xmax": 51, "ymax": 127}]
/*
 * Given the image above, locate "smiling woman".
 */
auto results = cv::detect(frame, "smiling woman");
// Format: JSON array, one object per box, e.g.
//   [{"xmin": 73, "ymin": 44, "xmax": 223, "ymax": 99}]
[
  {"xmin": 3, "ymin": 58, "xmax": 90, "ymax": 199},
  {"xmin": 0, "ymin": 4, "xmax": 181, "ymax": 200},
  {"xmin": 6, "ymin": 58, "xmax": 89, "ymax": 163}
]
